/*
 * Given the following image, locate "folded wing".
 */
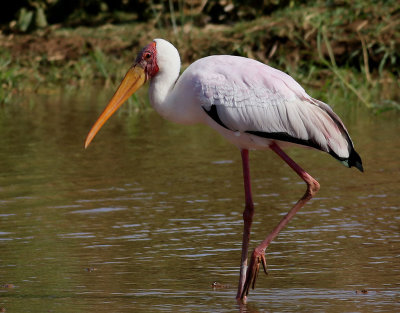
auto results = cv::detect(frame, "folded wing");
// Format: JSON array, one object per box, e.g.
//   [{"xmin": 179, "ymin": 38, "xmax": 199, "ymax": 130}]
[{"xmin": 187, "ymin": 55, "xmax": 362, "ymax": 171}]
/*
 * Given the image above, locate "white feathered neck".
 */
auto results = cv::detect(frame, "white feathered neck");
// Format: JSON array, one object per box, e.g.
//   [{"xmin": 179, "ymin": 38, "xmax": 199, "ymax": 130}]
[{"xmin": 148, "ymin": 39, "xmax": 181, "ymax": 117}]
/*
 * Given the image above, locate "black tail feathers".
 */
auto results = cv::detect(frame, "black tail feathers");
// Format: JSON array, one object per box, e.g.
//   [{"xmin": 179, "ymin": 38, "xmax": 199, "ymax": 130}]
[{"xmin": 346, "ymin": 148, "xmax": 364, "ymax": 172}]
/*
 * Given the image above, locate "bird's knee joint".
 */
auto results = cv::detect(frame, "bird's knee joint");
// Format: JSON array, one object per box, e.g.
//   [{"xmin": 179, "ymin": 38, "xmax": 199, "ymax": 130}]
[{"xmin": 308, "ymin": 179, "xmax": 320, "ymax": 196}]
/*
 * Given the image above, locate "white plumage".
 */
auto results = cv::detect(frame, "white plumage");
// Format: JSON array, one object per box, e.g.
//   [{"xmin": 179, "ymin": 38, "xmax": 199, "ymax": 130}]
[{"xmin": 151, "ymin": 40, "xmax": 358, "ymax": 165}]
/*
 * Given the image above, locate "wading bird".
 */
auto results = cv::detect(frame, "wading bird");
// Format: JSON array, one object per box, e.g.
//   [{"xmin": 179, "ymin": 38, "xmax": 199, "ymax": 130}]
[{"xmin": 85, "ymin": 39, "xmax": 363, "ymax": 301}]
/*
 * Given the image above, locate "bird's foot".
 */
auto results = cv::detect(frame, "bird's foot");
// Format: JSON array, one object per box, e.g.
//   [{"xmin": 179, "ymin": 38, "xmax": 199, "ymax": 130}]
[{"xmin": 241, "ymin": 249, "xmax": 268, "ymax": 299}]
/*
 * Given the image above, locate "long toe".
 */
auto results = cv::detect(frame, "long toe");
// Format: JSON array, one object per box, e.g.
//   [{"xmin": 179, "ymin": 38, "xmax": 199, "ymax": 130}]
[{"xmin": 241, "ymin": 250, "xmax": 267, "ymax": 299}]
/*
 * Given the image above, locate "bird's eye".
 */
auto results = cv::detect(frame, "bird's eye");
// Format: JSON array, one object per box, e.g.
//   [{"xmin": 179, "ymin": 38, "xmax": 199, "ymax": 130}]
[{"xmin": 144, "ymin": 52, "xmax": 152, "ymax": 60}]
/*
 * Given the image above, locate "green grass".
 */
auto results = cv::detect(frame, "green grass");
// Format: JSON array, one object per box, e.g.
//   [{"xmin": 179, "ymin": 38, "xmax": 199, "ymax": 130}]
[
  {"xmin": 0, "ymin": 0, "xmax": 398, "ymax": 112},
  {"xmin": 0, "ymin": 52, "xmax": 23, "ymax": 104}
]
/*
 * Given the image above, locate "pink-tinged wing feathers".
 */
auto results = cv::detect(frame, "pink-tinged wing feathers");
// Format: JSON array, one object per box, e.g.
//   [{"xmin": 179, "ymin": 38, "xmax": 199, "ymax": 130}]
[{"xmin": 181, "ymin": 55, "xmax": 352, "ymax": 159}]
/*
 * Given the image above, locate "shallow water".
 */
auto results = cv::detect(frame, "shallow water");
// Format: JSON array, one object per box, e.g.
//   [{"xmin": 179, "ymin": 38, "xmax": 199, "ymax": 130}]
[{"xmin": 0, "ymin": 91, "xmax": 399, "ymax": 312}]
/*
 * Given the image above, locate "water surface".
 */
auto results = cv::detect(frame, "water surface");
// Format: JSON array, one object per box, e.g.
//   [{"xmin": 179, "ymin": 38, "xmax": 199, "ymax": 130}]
[{"xmin": 0, "ymin": 91, "xmax": 399, "ymax": 312}]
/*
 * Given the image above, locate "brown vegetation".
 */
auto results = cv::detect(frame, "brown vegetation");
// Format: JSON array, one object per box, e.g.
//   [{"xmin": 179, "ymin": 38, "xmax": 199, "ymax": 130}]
[{"xmin": 0, "ymin": 1, "xmax": 399, "ymax": 110}]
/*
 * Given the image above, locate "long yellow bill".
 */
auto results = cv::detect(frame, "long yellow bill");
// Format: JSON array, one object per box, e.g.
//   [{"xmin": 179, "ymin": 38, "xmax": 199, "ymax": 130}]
[{"xmin": 84, "ymin": 65, "xmax": 146, "ymax": 148}]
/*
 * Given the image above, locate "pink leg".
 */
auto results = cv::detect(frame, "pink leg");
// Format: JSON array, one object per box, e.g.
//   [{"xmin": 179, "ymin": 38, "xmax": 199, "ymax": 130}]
[
  {"xmin": 241, "ymin": 142, "xmax": 320, "ymax": 299},
  {"xmin": 236, "ymin": 149, "xmax": 254, "ymax": 300}
]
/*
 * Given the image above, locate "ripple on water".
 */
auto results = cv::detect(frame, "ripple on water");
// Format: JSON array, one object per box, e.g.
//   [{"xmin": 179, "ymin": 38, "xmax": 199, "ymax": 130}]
[
  {"xmin": 57, "ymin": 232, "xmax": 96, "ymax": 239},
  {"xmin": 69, "ymin": 207, "xmax": 127, "ymax": 214}
]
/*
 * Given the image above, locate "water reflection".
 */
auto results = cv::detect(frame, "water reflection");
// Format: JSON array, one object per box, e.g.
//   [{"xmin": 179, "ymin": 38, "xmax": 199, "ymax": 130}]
[{"xmin": 0, "ymin": 91, "xmax": 399, "ymax": 312}]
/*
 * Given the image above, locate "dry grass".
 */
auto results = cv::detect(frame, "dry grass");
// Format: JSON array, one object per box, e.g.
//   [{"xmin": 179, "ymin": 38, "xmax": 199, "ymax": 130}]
[{"xmin": 0, "ymin": 0, "xmax": 399, "ymax": 111}]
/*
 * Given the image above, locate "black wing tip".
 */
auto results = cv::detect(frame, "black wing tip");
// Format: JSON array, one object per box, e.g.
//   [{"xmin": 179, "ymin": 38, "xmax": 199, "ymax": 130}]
[{"xmin": 348, "ymin": 148, "xmax": 364, "ymax": 172}]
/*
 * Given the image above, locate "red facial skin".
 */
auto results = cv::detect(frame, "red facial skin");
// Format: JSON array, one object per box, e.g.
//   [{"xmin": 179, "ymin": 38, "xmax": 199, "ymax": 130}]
[{"xmin": 135, "ymin": 41, "xmax": 159, "ymax": 80}]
